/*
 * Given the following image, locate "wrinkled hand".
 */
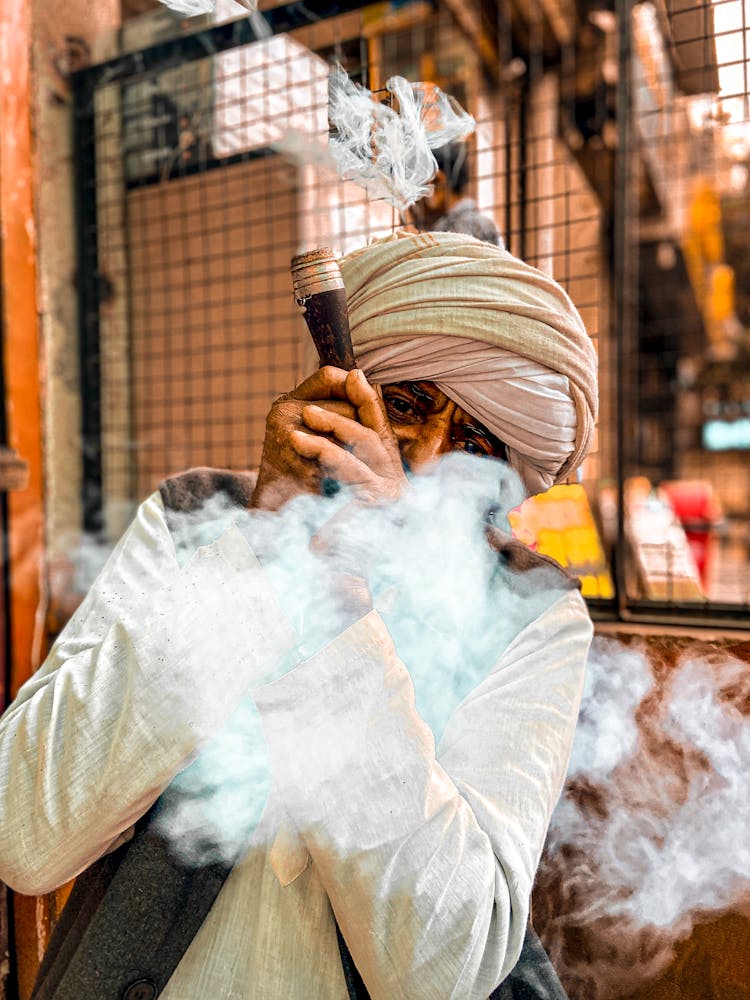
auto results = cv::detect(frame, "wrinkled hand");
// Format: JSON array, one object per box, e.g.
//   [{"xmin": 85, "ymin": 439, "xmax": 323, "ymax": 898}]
[{"xmin": 251, "ymin": 367, "xmax": 407, "ymax": 511}]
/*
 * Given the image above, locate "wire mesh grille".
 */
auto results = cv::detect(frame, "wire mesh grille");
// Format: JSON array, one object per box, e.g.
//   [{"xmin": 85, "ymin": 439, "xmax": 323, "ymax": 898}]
[{"xmin": 70, "ymin": 0, "xmax": 750, "ymax": 619}]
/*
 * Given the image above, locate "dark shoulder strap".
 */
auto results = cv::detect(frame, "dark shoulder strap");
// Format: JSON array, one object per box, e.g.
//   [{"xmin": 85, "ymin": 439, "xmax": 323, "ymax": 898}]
[
  {"xmin": 500, "ymin": 925, "xmax": 569, "ymax": 1000},
  {"xmin": 31, "ymin": 811, "xmax": 233, "ymax": 1000},
  {"xmin": 336, "ymin": 922, "xmax": 371, "ymax": 999},
  {"xmin": 335, "ymin": 923, "xmax": 568, "ymax": 1000},
  {"xmin": 30, "ymin": 846, "xmax": 125, "ymax": 1000}
]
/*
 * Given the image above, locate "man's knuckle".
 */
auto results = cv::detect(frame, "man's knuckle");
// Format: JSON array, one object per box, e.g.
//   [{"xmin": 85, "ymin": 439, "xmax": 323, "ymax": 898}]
[{"xmin": 319, "ymin": 365, "xmax": 344, "ymax": 386}]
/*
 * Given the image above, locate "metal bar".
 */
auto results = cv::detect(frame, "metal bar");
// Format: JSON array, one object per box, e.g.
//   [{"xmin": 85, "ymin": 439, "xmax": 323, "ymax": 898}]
[
  {"xmin": 0, "ymin": 141, "xmax": 10, "ymax": 712},
  {"xmin": 497, "ymin": 0, "xmax": 514, "ymax": 254},
  {"xmin": 613, "ymin": 0, "xmax": 636, "ymax": 620},
  {"xmin": 1, "ymin": 881, "xmax": 17, "ymax": 1000},
  {"xmin": 594, "ymin": 599, "xmax": 750, "ymax": 632},
  {"xmin": 518, "ymin": 79, "xmax": 528, "ymax": 262},
  {"xmin": 71, "ymin": 0, "xmax": 375, "ymax": 94},
  {"xmin": 124, "ymin": 144, "xmax": 275, "ymax": 191},
  {"xmin": 72, "ymin": 72, "xmax": 104, "ymax": 537}
]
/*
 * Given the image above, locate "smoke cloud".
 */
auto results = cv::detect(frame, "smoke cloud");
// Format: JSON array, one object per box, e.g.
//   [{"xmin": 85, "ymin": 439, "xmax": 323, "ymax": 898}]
[
  {"xmin": 536, "ymin": 637, "xmax": 750, "ymax": 998},
  {"xmin": 152, "ymin": 452, "xmax": 533, "ymax": 861},
  {"xmin": 141, "ymin": 456, "xmax": 749, "ymax": 1000},
  {"xmin": 154, "ymin": 694, "xmax": 271, "ymax": 866},
  {"xmin": 328, "ymin": 65, "xmax": 475, "ymax": 211},
  {"xmin": 158, "ymin": 0, "xmax": 256, "ymax": 15}
]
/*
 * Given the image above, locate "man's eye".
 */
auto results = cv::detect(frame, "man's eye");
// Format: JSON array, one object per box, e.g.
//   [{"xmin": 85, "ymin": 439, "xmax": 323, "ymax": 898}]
[
  {"xmin": 455, "ymin": 435, "xmax": 493, "ymax": 456},
  {"xmin": 384, "ymin": 395, "xmax": 417, "ymax": 420}
]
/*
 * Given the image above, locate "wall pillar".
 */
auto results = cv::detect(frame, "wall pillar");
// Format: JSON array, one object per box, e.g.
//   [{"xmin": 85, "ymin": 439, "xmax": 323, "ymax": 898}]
[{"xmin": 0, "ymin": 1, "xmax": 119, "ymax": 995}]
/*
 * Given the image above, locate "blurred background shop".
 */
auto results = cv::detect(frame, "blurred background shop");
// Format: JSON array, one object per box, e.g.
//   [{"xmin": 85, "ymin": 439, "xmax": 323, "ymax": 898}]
[{"xmin": 1, "ymin": 0, "xmax": 750, "ymax": 997}]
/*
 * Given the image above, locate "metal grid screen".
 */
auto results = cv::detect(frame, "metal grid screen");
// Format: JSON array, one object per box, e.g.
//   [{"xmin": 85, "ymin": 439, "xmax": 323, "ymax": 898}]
[
  {"xmin": 620, "ymin": 0, "xmax": 750, "ymax": 617},
  {"xmin": 70, "ymin": 0, "xmax": 750, "ymax": 623}
]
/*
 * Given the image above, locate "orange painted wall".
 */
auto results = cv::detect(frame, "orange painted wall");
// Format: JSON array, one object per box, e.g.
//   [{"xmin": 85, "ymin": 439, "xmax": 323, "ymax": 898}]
[
  {"xmin": 1, "ymin": 4, "xmax": 47, "ymax": 997},
  {"xmin": 0, "ymin": 0, "xmax": 45, "ymax": 699},
  {"xmin": 1, "ymin": 0, "xmax": 120, "ymax": 991}
]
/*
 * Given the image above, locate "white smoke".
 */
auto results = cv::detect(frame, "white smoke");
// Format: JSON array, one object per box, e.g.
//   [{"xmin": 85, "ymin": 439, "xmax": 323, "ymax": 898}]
[
  {"xmin": 152, "ymin": 453, "xmax": 536, "ymax": 861},
  {"xmin": 537, "ymin": 637, "xmax": 750, "ymax": 998},
  {"xmin": 638, "ymin": 655, "xmax": 750, "ymax": 927},
  {"xmin": 328, "ymin": 65, "xmax": 475, "ymax": 211},
  {"xmin": 62, "ymin": 458, "xmax": 749, "ymax": 1000},
  {"xmin": 154, "ymin": 694, "xmax": 271, "ymax": 866},
  {"xmin": 135, "ymin": 462, "xmax": 750, "ymax": 1000},
  {"xmin": 567, "ymin": 637, "xmax": 654, "ymax": 782},
  {"xmin": 158, "ymin": 0, "xmax": 256, "ymax": 15}
]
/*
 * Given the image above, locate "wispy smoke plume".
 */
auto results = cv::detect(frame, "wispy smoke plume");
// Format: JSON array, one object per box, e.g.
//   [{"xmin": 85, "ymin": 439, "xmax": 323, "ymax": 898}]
[
  {"xmin": 536, "ymin": 638, "xmax": 750, "ymax": 998},
  {"xmin": 328, "ymin": 65, "xmax": 475, "ymax": 211}
]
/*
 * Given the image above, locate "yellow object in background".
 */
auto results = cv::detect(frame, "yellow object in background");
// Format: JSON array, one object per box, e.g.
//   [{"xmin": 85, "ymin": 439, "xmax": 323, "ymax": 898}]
[
  {"xmin": 509, "ymin": 484, "xmax": 614, "ymax": 599},
  {"xmin": 709, "ymin": 264, "xmax": 735, "ymax": 324}
]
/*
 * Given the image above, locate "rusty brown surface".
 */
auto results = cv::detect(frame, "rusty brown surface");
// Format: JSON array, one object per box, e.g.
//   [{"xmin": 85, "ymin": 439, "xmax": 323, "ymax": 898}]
[
  {"xmin": 0, "ymin": 449, "xmax": 30, "ymax": 493},
  {"xmin": 0, "ymin": 0, "xmax": 45, "ymax": 705},
  {"xmin": 121, "ymin": 0, "xmax": 159, "ymax": 17},
  {"xmin": 1, "ymin": 0, "xmax": 120, "ymax": 993},
  {"xmin": 535, "ymin": 631, "xmax": 750, "ymax": 1000},
  {"xmin": 1, "ymin": 3, "xmax": 46, "ymax": 989},
  {"xmin": 0, "ymin": 885, "xmax": 9, "ymax": 1000},
  {"xmin": 623, "ymin": 910, "xmax": 750, "ymax": 1000},
  {"xmin": 12, "ymin": 896, "xmax": 50, "ymax": 1000}
]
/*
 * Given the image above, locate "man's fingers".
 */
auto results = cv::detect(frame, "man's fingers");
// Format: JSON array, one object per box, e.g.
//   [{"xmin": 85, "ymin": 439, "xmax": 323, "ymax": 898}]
[
  {"xmin": 282, "ymin": 399, "xmax": 355, "ymax": 422},
  {"xmin": 345, "ymin": 369, "xmax": 398, "ymax": 444},
  {"xmin": 253, "ymin": 372, "xmax": 358, "ymax": 510},
  {"xmin": 301, "ymin": 405, "xmax": 383, "ymax": 467},
  {"xmin": 291, "ymin": 430, "xmax": 375, "ymax": 483},
  {"xmin": 300, "ymin": 405, "xmax": 347, "ymax": 437},
  {"xmin": 289, "ymin": 366, "xmax": 351, "ymax": 402},
  {"xmin": 291, "ymin": 429, "xmax": 355, "ymax": 467},
  {"xmin": 290, "ymin": 430, "xmax": 402, "ymax": 504},
  {"xmin": 284, "ymin": 369, "xmax": 408, "ymax": 506}
]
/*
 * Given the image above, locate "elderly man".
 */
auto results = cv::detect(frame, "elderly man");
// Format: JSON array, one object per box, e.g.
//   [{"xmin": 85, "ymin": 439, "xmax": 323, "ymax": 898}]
[{"xmin": 0, "ymin": 231, "xmax": 597, "ymax": 1000}]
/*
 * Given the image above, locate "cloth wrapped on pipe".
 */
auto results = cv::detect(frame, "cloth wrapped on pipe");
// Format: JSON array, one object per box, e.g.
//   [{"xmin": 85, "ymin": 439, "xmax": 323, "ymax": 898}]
[{"xmin": 340, "ymin": 230, "xmax": 598, "ymax": 496}]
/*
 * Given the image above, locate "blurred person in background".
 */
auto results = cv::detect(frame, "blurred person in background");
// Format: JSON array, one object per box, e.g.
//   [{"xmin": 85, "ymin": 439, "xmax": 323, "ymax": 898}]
[
  {"xmin": 0, "ymin": 230, "xmax": 597, "ymax": 1000},
  {"xmin": 411, "ymin": 141, "xmax": 504, "ymax": 247}
]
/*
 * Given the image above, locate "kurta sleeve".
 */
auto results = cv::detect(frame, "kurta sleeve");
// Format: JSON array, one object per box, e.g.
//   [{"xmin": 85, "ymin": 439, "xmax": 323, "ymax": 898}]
[
  {"xmin": 253, "ymin": 587, "xmax": 592, "ymax": 1000},
  {"xmin": 0, "ymin": 493, "xmax": 297, "ymax": 895}
]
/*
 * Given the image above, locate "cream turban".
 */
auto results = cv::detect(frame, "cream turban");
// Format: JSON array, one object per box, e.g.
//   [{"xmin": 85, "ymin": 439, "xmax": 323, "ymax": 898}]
[{"xmin": 339, "ymin": 230, "xmax": 598, "ymax": 495}]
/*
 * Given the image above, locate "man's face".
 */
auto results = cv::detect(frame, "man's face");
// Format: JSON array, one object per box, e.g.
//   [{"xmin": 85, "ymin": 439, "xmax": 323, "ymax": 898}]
[
  {"xmin": 420, "ymin": 169, "xmax": 449, "ymax": 217},
  {"xmin": 380, "ymin": 380, "xmax": 507, "ymax": 473},
  {"xmin": 407, "ymin": 170, "xmax": 449, "ymax": 230}
]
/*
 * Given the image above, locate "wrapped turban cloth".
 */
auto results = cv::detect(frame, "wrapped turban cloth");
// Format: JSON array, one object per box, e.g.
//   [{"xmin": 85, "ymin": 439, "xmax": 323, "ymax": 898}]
[{"xmin": 339, "ymin": 230, "xmax": 598, "ymax": 496}]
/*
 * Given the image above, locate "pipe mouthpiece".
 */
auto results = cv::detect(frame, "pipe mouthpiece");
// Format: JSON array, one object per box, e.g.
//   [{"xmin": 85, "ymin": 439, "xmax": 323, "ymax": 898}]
[{"xmin": 291, "ymin": 247, "xmax": 345, "ymax": 303}]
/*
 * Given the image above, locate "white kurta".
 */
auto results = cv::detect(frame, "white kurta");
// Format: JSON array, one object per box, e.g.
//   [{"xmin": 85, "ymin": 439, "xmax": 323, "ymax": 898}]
[{"xmin": 0, "ymin": 491, "xmax": 592, "ymax": 999}]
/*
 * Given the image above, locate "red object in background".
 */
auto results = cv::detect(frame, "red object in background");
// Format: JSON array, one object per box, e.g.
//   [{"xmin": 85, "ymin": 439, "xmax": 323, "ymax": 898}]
[{"xmin": 660, "ymin": 480, "xmax": 723, "ymax": 588}]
